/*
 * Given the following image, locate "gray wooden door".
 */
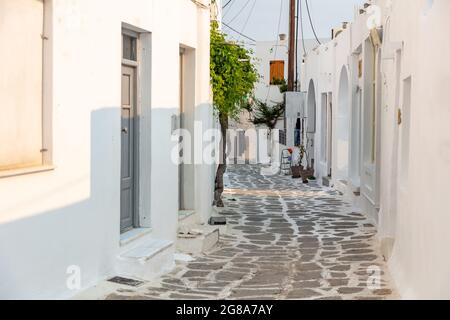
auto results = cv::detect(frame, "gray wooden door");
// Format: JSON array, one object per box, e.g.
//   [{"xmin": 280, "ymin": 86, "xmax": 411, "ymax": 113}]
[{"xmin": 121, "ymin": 66, "xmax": 136, "ymax": 233}]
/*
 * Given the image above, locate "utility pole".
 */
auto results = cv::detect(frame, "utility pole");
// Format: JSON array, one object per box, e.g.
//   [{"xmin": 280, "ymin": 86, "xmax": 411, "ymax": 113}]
[{"xmin": 288, "ymin": 0, "xmax": 296, "ymax": 92}]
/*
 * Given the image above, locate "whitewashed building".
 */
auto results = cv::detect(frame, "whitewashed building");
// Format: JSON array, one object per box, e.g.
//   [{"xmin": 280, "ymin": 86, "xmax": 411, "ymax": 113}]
[
  {"xmin": 254, "ymin": 38, "xmax": 322, "ymax": 107},
  {"xmin": 228, "ymin": 38, "xmax": 323, "ymax": 165},
  {"xmin": 0, "ymin": 0, "xmax": 217, "ymax": 299},
  {"xmin": 301, "ymin": 0, "xmax": 450, "ymax": 299}
]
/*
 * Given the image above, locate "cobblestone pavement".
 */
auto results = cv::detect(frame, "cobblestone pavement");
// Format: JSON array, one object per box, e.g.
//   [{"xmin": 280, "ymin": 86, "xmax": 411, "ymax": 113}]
[{"xmin": 107, "ymin": 165, "xmax": 397, "ymax": 300}]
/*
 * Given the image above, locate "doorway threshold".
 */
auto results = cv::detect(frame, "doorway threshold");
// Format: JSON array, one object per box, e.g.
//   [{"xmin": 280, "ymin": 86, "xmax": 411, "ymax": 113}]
[
  {"xmin": 120, "ymin": 228, "xmax": 152, "ymax": 247},
  {"xmin": 178, "ymin": 210, "xmax": 196, "ymax": 222}
]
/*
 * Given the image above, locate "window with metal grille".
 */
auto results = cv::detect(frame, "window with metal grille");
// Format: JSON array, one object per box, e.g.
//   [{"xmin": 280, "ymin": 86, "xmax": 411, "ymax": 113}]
[{"xmin": 279, "ymin": 129, "xmax": 287, "ymax": 146}]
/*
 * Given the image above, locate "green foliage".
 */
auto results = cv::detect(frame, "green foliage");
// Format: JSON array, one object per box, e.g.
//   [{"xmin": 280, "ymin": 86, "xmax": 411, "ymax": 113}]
[
  {"xmin": 271, "ymin": 78, "xmax": 288, "ymax": 93},
  {"xmin": 249, "ymin": 99, "xmax": 285, "ymax": 130},
  {"xmin": 270, "ymin": 78, "xmax": 285, "ymax": 86},
  {"xmin": 279, "ymin": 82, "xmax": 288, "ymax": 94},
  {"xmin": 210, "ymin": 22, "xmax": 258, "ymax": 119}
]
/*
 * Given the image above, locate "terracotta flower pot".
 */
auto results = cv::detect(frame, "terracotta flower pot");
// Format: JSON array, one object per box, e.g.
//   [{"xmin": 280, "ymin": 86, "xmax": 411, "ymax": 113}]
[
  {"xmin": 291, "ymin": 166, "xmax": 302, "ymax": 179},
  {"xmin": 299, "ymin": 166, "xmax": 310, "ymax": 184}
]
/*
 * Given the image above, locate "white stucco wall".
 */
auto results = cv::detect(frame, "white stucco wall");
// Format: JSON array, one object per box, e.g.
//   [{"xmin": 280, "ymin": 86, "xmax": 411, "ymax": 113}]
[
  {"xmin": 381, "ymin": 0, "xmax": 450, "ymax": 300},
  {"xmin": 285, "ymin": 92, "xmax": 305, "ymax": 148},
  {"xmin": 254, "ymin": 39, "xmax": 322, "ymax": 106},
  {"xmin": 230, "ymin": 38, "xmax": 324, "ymax": 161},
  {"xmin": 254, "ymin": 40, "xmax": 289, "ymax": 106},
  {"xmin": 0, "ymin": 0, "xmax": 214, "ymax": 299},
  {"xmin": 301, "ymin": 0, "xmax": 450, "ymax": 299}
]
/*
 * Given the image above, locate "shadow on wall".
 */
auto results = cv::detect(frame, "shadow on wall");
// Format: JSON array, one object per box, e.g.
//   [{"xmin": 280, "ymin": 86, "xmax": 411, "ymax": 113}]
[
  {"xmin": 0, "ymin": 108, "xmax": 121, "ymax": 299},
  {"xmin": 0, "ymin": 105, "xmax": 213, "ymax": 299}
]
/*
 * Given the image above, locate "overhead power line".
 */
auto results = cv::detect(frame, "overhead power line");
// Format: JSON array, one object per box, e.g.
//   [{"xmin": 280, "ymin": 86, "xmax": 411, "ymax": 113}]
[
  {"xmin": 299, "ymin": 0, "xmax": 307, "ymax": 56},
  {"xmin": 226, "ymin": 0, "xmax": 252, "ymax": 24},
  {"xmin": 305, "ymin": 0, "xmax": 322, "ymax": 45},
  {"xmin": 222, "ymin": 22, "xmax": 256, "ymax": 43},
  {"xmin": 288, "ymin": 0, "xmax": 296, "ymax": 91},
  {"xmin": 237, "ymin": 0, "xmax": 257, "ymax": 42},
  {"xmin": 265, "ymin": 0, "xmax": 284, "ymax": 103},
  {"xmin": 223, "ymin": 0, "xmax": 236, "ymax": 17},
  {"xmin": 223, "ymin": 0, "xmax": 233, "ymax": 8}
]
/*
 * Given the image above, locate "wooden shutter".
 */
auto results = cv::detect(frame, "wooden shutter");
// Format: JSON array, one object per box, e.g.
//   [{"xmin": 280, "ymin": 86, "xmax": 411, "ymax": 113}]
[
  {"xmin": 0, "ymin": 0, "xmax": 44, "ymax": 170},
  {"xmin": 270, "ymin": 60, "xmax": 285, "ymax": 84}
]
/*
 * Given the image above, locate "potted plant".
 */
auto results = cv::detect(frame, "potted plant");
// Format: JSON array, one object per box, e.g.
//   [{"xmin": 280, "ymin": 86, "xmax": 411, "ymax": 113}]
[
  {"xmin": 290, "ymin": 148, "xmax": 302, "ymax": 179},
  {"xmin": 298, "ymin": 145, "xmax": 310, "ymax": 183},
  {"xmin": 291, "ymin": 145, "xmax": 312, "ymax": 183}
]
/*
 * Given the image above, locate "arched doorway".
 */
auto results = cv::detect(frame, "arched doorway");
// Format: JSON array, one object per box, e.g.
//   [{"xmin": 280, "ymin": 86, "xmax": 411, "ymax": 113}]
[
  {"xmin": 306, "ymin": 80, "xmax": 317, "ymax": 170},
  {"xmin": 350, "ymin": 82, "xmax": 362, "ymax": 187},
  {"xmin": 295, "ymin": 118, "xmax": 301, "ymax": 146},
  {"xmin": 337, "ymin": 66, "xmax": 350, "ymax": 180}
]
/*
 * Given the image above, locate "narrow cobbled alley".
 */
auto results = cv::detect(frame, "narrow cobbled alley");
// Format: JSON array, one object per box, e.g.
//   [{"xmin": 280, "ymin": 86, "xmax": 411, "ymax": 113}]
[{"xmin": 106, "ymin": 165, "xmax": 396, "ymax": 300}]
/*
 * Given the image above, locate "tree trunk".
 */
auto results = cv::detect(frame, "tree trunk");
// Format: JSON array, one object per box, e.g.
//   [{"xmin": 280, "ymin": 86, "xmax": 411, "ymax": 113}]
[
  {"xmin": 214, "ymin": 113, "xmax": 228, "ymax": 207},
  {"xmin": 267, "ymin": 129, "xmax": 272, "ymax": 158}
]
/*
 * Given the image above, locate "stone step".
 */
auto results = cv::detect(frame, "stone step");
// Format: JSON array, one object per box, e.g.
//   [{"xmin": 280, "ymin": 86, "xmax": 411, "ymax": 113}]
[
  {"xmin": 177, "ymin": 225, "xmax": 219, "ymax": 255},
  {"xmin": 209, "ymin": 215, "xmax": 231, "ymax": 235},
  {"xmin": 322, "ymin": 176, "xmax": 332, "ymax": 187},
  {"xmin": 116, "ymin": 238, "xmax": 175, "ymax": 281},
  {"xmin": 178, "ymin": 210, "xmax": 198, "ymax": 230}
]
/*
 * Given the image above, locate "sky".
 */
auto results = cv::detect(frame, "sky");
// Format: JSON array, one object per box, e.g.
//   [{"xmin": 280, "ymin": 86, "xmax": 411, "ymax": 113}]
[{"xmin": 222, "ymin": 0, "xmax": 364, "ymax": 43}]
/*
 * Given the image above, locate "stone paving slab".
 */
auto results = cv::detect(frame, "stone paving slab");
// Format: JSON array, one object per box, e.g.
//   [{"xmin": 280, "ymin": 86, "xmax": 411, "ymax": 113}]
[{"xmin": 105, "ymin": 165, "xmax": 397, "ymax": 300}]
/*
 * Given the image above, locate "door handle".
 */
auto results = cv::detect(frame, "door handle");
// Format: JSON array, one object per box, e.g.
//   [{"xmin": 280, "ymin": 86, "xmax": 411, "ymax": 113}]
[{"xmin": 122, "ymin": 127, "xmax": 128, "ymax": 134}]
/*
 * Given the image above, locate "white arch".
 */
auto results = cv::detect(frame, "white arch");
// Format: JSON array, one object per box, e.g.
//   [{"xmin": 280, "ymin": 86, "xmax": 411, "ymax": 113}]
[
  {"xmin": 305, "ymin": 79, "xmax": 317, "ymax": 170},
  {"xmin": 336, "ymin": 66, "xmax": 350, "ymax": 179},
  {"xmin": 307, "ymin": 79, "xmax": 316, "ymax": 133}
]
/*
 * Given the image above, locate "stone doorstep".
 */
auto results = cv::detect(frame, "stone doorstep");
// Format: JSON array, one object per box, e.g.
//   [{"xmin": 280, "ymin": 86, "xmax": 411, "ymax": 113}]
[
  {"xmin": 216, "ymin": 223, "xmax": 231, "ymax": 236},
  {"xmin": 119, "ymin": 228, "xmax": 152, "ymax": 247},
  {"xmin": 334, "ymin": 180, "xmax": 348, "ymax": 195},
  {"xmin": 322, "ymin": 176, "xmax": 332, "ymax": 187},
  {"xmin": 120, "ymin": 239, "xmax": 173, "ymax": 263},
  {"xmin": 209, "ymin": 214, "xmax": 230, "ymax": 235},
  {"xmin": 116, "ymin": 238, "xmax": 175, "ymax": 282},
  {"xmin": 177, "ymin": 225, "xmax": 220, "ymax": 255},
  {"xmin": 178, "ymin": 210, "xmax": 201, "ymax": 234},
  {"xmin": 178, "ymin": 210, "xmax": 197, "ymax": 223}
]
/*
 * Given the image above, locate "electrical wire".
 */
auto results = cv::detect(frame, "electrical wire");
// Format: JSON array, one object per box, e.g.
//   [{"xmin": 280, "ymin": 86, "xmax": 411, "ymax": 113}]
[
  {"xmin": 299, "ymin": 0, "xmax": 307, "ymax": 56},
  {"xmin": 237, "ymin": 0, "xmax": 257, "ymax": 42},
  {"xmin": 272, "ymin": 0, "xmax": 284, "ymax": 65},
  {"xmin": 223, "ymin": 0, "xmax": 236, "ymax": 17},
  {"xmin": 223, "ymin": 0, "xmax": 233, "ymax": 8},
  {"xmin": 222, "ymin": 22, "xmax": 256, "ymax": 43},
  {"xmin": 265, "ymin": 0, "xmax": 284, "ymax": 103},
  {"xmin": 305, "ymin": 0, "xmax": 322, "ymax": 45},
  {"xmin": 226, "ymin": 0, "xmax": 252, "ymax": 24}
]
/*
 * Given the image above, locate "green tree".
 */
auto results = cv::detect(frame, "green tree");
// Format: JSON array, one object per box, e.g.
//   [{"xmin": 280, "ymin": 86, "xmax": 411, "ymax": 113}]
[
  {"xmin": 250, "ymin": 99, "xmax": 285, "ymax": 131},
  {"xmin": 211, "ymin": 22, "xmax": 258, "ymax": 207}
]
